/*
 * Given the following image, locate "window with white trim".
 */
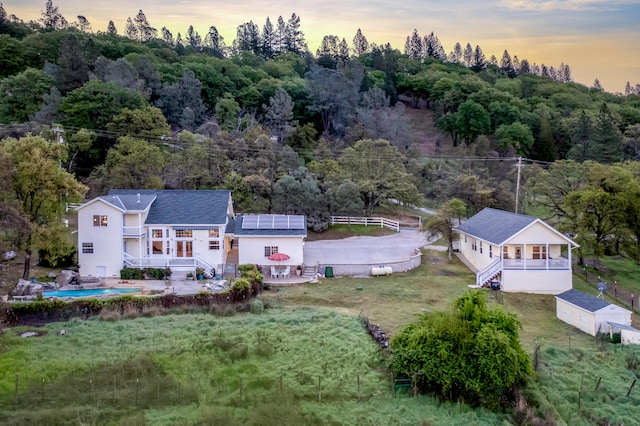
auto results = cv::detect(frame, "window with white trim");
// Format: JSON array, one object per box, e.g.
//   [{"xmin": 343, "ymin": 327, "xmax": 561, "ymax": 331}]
[
  {"xmin": 82, "ymin": 242, "xmax": 94, "ymax": 254},
  {"xmin": 209, "ymin": 228, "xmax": 219, "ymax": 238},
  {"xmin": 489, "ymin": 245, "xmax": 493, "ymax": 258},
  {"xmin": 532, "ymin": 245, "xmax": 547, "ymax": 259},
  {"xmin": 175, "ymin": 230, "xmax": 192, "ymax": 238},
  {"xmin": 502, "ymin": 246, "xmax": 509, "ymax": 259},
  {"xmin": 93, "ymin": 215, "xmax": 108, "ymax": 227},
  {"xmin": 264, "ymin": 246, "xmax": 278, "ymax": 257},
  {"xmin": 472, "ymin": 239, "xmax": 477, "ymax": 251},
  {"xmin": 209, "ymin": 241, "xmax": 220, "ymax": 250},
  {"xmin": 480, "ymin": 241, "xmax": 483, "ymax": 254}
]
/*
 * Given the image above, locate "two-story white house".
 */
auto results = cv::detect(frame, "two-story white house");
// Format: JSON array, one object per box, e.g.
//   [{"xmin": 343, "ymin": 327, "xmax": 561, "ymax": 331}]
[
  {"xmin": 77, "ymin": 189, "xmax": 235, "ymax": 279},
  {"xmin": 76, "ymin": 189, "xmax": 308, "ymax": 280},
  {"xmin": 456, "ymin": 208, "xmax": 579, "ymax": 294}
]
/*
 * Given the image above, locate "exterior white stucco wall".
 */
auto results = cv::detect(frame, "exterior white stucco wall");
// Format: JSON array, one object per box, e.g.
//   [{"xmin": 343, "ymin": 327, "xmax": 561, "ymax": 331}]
[
  {"xmin": 238, "ymin": 236, "xmax": 304, "ymax": 266},
  {"xmin": 77, "ymin": 201, "xmax": 124, "ymax": 278},
  {"xmin": 503, "ymin": 270, "xmax": 572, "ymax": 294},
  {"xmin": 457, "ymin": 234, "xmax": 499, "ymax": 271},
  {"xmin": 506, "ymin": 222, "xmax": 569, "ymax": 245}
]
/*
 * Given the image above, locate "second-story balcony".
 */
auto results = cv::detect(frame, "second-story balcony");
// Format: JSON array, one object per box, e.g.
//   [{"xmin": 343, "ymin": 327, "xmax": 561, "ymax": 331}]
[{"xmin": 123, "ymin": 226, "xmax": 145, "ymax": 238}]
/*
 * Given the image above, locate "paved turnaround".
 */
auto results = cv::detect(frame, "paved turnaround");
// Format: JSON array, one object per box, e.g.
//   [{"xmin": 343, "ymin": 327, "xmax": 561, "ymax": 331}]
[{"xmin": 303, "ymin": 229, "xmax": 444, "ymax": 265}]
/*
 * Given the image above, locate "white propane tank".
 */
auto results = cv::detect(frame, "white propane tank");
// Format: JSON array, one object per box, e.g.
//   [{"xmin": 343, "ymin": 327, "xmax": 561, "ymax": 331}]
[{"xmin": 371, "ymin": 265, "xmax": 392, "ymax": 276}]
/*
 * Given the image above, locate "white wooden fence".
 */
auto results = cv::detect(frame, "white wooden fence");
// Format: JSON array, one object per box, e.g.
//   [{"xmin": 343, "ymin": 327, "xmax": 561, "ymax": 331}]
[{"xmin": 330, "ymin": 216, "xmax": 400, "ymax": 232}]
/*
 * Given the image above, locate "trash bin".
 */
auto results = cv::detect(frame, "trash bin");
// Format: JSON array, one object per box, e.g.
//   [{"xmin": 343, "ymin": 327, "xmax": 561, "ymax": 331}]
[
  {"xmin": 325, "ymin": 266, "xmax": 334, "ymax": 278},
  {"xmin": 490, "ymin": 281, "xmax": 500, "ymax": 290}
]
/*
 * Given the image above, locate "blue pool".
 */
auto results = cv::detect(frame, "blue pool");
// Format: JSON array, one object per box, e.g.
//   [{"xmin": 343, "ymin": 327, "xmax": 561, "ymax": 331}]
[{"xmin": 43, "ymin": 288, "xmax": 143, "ymax": 298}]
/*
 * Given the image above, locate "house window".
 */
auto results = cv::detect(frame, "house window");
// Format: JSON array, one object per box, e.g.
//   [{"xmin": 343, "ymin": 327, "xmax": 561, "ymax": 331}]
[
  {"xmin": 502, "ymin": 246, "xmax": 509, "ymax": 259},
  {"xmin": 464, "ymin": 235, "xmax": 467, "ymax": 243},
  {"xmin": 209, "ymin": 228, "xmax": 219, "ymax": 238},
  {"xmin": 152, "ymin": 241, "xmax": 163, "ymax": 255},
  {"xmin": 489, "ymin": 246, "xmax": 493, "ymax": 258},
  {"xmin": 93, "ymin": 215, "xmax": 108, "ymax": 227},
  {"xmin": 151, "ymin": 229, "xmax": 163, "ymax": 238},
  {"xmin": 264, "ymin": 246, "xmax": 278, "ymax": 257},
  {"xmin": 532, "ymin": 245, "xmax": 547, "ymax": 259},
  {"xmin": 209, "ymin": 241, "xmax": 220, "ymax": 250},
  {"xmin": 480, "ymin": 241, "xmax": 483, "ymax": 254},
  {"xmin": 82, "ymin": 242, "xmax": 94, "ymax": 254},
  {"xmin": 472, "ymin": 239, "xmax": 477, "ymax": 251},
  {"xmin": 175, "ymin": 230, "xmax": 192, "ymax": 238}
]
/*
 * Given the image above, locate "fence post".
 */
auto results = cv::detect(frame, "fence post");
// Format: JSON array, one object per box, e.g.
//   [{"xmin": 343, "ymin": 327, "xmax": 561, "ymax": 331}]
[
  {"xmin": 594, "ymin": 376, "xmax": 602, "ymax": 393},
  {"xmin": 627, "ymin": 379, "xmax": 637, "ymax": 397}
]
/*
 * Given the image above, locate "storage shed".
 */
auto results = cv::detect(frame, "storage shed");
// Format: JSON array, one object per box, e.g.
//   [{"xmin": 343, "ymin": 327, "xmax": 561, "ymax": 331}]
[
  {"xmin": 555, "ymin": 289, "xmax": 632, "ymax": 336},
  {"xmin": 606, "ymin": 322, "xmax": 640, "ymax": 345}
]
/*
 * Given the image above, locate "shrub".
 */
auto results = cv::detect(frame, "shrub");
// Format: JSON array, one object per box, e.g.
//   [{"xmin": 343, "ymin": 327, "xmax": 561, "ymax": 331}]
[
  {"xmin": 143, "ymin": 268, "xmax": 168, "ymax": 279},
  {"xmin": 250, "ymin": 299, "xmax": 264, "ymax": 315},
  {"xmin": 238, "ymin": 264, "xmax": 257, "ymax": 273},
  {"xmin": 254, "ymin": 341, "xmax": 274, "ymax": 358},
  {"xmin": 391, "ymin": 291, "xmax": 531, "ymax": 410},
  {"xmin": 99, "ymin": 308, "xmax": 121, "ymax": 322},
  {"xmin": 120, "ymin": 268, "xmax": 144, "ymax": 280}
]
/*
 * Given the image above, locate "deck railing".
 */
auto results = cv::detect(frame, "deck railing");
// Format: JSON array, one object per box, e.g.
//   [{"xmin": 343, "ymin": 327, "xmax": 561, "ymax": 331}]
[{"xmin": 503, "ymin": 258, "xmax": 570, "ymax": 270}]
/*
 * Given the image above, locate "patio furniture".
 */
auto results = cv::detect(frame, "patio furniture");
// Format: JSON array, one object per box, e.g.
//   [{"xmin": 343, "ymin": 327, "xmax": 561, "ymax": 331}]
[
  {"xmin": 282, "ymin": 266, "xmax": 291, "ymax": 278},
  {"xmin": 270, "ymin": 266, "xmax": 279, "ymax": 278}
]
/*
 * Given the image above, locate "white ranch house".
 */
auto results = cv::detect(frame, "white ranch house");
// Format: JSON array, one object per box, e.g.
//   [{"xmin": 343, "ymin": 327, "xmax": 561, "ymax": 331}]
[
  {"xmin": 456, "ymin": 208, "xmax": 579, "ymax": 294},
  {"xmin": 76, "ymin": 189, "xmax": 306, "ymax": 279}
]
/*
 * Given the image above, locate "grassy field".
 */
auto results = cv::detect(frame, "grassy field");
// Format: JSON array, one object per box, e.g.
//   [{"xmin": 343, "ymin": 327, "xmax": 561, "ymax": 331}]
[{"xmin": 2, "ymin": 248, "xmax": 640, "ymax": 424}]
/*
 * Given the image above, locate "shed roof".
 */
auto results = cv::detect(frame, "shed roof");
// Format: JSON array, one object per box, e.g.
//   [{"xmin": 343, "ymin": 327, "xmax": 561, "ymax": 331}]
[
  {"xmin": 606, "ymin": 322, "xmax": 640, "ymax": 332},
  {"xmin": 108, "ymin": 189, "xmax": 230, "ymax": 225},
  {"xmin": 457, "ymin": 208, "xmax": 538, "ymax": 245},
  {"xmin": 555, "ymin": 289, "xmax": 611, "ymax": 313}
]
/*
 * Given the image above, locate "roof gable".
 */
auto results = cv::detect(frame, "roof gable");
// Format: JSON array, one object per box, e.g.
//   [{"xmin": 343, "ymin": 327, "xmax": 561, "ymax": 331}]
[
  {"xmin": 555, "ymin": 289, "xmax": 611, "ymax": 312},
  {"xmin": 108, "ymin": 190, "xmax": 230, "ymax": 225}
]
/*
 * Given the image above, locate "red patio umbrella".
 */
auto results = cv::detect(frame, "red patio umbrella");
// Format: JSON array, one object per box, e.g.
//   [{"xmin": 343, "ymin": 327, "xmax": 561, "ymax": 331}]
[{"xmin": 268, "ymin": 252, "xmax": 290, "ymax": 262}]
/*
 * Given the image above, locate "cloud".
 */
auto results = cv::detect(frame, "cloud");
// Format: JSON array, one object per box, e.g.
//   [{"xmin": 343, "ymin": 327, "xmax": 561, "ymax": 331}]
[{"xmin": 500, "ymin": 0, "xmax": 637, "ymax": 12}]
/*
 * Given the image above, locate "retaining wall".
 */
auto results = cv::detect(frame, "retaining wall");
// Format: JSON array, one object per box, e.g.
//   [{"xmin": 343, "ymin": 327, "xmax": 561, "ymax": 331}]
[{"xmin": 321, "ymin": 249, "xmax": 422, "ymax": 277}]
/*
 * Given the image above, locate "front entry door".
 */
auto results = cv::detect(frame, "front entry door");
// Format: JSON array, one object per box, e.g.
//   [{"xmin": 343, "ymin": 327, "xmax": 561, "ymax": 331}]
[
  {"xmin": 515, "ymin": 246, "xmax": 522, "ymax": 260},
  {"xmin": 176, "ymin": 241, "xmax": 193, "ymax": 258}
]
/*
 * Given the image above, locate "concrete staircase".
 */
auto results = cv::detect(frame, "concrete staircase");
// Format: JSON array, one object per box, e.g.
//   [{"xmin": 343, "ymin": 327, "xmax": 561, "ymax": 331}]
[{"xmin": 301, "ymin": 265, "xmax": 316, "ymax": 279}]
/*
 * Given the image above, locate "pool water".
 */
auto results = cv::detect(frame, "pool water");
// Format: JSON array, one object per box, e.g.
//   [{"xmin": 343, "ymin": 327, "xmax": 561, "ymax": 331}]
[{"xmin": 43, "ymin": 288, "xmax": 142, "ymax": 298}]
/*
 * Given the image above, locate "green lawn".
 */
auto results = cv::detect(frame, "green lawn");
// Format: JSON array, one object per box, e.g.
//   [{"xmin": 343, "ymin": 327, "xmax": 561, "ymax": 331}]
[{"xmin": 1, "ymin": 249, "xmax": 639, "ymax": 424}]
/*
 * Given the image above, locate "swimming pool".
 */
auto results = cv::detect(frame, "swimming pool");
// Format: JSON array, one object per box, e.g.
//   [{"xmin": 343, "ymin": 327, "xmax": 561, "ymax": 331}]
[{"xmin": 43, "ymin": 288, "xmax": 143, "ymax": 298}]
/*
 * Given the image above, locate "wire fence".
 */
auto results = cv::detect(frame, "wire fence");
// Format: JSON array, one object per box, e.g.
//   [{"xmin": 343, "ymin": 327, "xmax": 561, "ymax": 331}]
[{"xmin": 576, "ymin": 267, "xmax": 640, "ymax": 314}]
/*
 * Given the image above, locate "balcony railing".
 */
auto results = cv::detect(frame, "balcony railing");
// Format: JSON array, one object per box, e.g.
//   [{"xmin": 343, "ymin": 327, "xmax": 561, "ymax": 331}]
[
  {"xmin": 123, "ymin": 226, "xmax": 144, "ymax": 237},
  {"xmin": 503, "ymin": 258, "xmax": 570, "ymax": 270},
  {"xmin": 123, "ymin": 254, "xmax": 197, "ymax": 268}
]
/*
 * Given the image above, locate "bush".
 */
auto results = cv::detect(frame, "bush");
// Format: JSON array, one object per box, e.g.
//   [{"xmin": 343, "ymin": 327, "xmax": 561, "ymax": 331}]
[
  {"xmin": 250, "ymin": 299, "xmax": 264, "ymax": 315},
  {"xmin": 120, "ymin": 268, "xmax": 144, "ymax": 280},
  {"xmin": 390, "ymin": 291, "xmax": 531, "ymax": 410},
  {"xmin": 143, "ymin": 268, "xmax": 168, "ymax": 279}
]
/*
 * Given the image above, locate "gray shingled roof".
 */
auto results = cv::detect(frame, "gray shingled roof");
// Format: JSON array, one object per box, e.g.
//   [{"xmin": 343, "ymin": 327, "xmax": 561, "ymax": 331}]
[
  {"xmin": 233, "ymin": 215, "xmax": 307, "ymax": 237},
  {"xmin": 99, "ymin": 193, "xmax": 156, "ymax": 211},
  {"xmin": 555, "ymin": 289, "xmax": 611, "ymax": 313},
  {"xmin": 456, "ymin": 208, "xmax": 538, "ymax": 245},
  {"xmin": 108, "ymin": 190, "xmax": 230, "ymax": 225}
]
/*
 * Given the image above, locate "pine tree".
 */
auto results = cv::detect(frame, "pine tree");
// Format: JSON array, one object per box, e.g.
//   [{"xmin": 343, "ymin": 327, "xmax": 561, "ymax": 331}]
[
  {"xmin": 234, "ymin": 21, "xmax": 260, "ymax": 54},
  {"xmin": 489, "ymin": 55, "xmax": 497, "ymax": 66},
  {"xmin": 275, "ymin": 16, "xmax": 287, "ymax": 55},
  {"xmin": 592, "ymin": 78, "xmax": 603, "ymax": 91},
  {"xmin": 590, "ymin": 102, "xmax": 623, "ymax": 163},
  {"xmin": 40, "ymin": 0, "xmax": 67, "ymax": 30},
  {"xmin": 261, "ymin": 17, "xmax": 275, "ymax": 59},
  {"xmin": 74, "ymin": 15, "xmax": 91, "ymax": 32},
  {"xmin": 56, "ymin": 35, "xmax": 89, "ymax": 94},
  {"xmin": 106, "ymin": 20, "xmax": 117, "ymax": 35},
  {"xmin": 338, "ymin": 38, "xmax": 349, "ymax": 61},
  {"xmin": 285, "ymin": 13, "xmax": 306, "ymax": 54},
  {"xmin": 499, "ymin": 50, "xmax": 515, "ymax": 77},
  {"xmin": 186, "ymin": 25, "xmax": 202, "ymax": 48},
  {"xmin": 463, "ymin": 43, "xmax": 473, "ymax": 67},
  {"xmin": 133, "ymin": 10, "xmax": 156, "ymax": 42},
  {"xmin": 204, "ymin": 26, "xmax": 225, "ymax": 57},
  {"xmin": 571, "ymin": 110, "xmax": 593, "ymax": 162},
  {"xmin": 558, "ymin": 63, "xmax": 572, "ymax": 83},
  {"xmin": 625, "ymin": 81, "xmax": 632, "ymax": 96},
  {"xmin": 519, "ymin": 59, "xmax": 530, "ymax": 74},
  {"xmin": 0, "ymin": 3, "xmax": 6, "ymax": 23},
  {"xmin": 124, "ymin": 17, "xmax": 137, "ymax": 40},
  {"xmin": 405, "ymin": 29, "xmax": 422, "ymax": 59},
  {"xmin": 161, "ymin": 27, "xmax": 174, "ymax": 46},
  {"xmin": 448, "ymin": 42, "xmax": 462, "ymax": 64},
  {"xmin": 352, "ymin": 28, "xmax": 369, "ymax": 56},
  {"xmin": 470, "ymin": 45, "xmax": 486, "ymax": 72}
]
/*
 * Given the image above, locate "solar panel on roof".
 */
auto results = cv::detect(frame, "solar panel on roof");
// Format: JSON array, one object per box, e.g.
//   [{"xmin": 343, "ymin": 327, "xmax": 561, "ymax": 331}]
[{"xmin": 241, "ymin": 214, "xmax": 305, "ymax": 230}]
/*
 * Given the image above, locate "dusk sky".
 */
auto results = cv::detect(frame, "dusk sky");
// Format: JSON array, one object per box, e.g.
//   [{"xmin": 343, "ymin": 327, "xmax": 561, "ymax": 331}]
[{"xmin": 4, "ymin": 0, "xmax": 639, "ymax": 93}]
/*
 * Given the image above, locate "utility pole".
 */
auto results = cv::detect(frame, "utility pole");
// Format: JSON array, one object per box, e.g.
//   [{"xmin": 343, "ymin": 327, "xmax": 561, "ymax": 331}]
[{"xmin": 514, "ymin": 157, "xmax": 524, "ymax": 214}]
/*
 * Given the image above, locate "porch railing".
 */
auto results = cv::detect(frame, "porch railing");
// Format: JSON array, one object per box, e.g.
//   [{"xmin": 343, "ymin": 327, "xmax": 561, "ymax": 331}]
[
  {"xmin": 503, "ymin": 258, "xmax": 570, "ymax": 270},
  {"xmin": 123, "ymin": 253, "xmax": 198, "ymax": 269}
]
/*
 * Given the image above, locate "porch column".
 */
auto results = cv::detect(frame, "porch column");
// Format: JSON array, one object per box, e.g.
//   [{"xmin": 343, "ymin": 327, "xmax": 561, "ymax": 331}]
[
  {"xmin": 568, "ymin": 244, "xmax": 572, "ymax": 269},
  {"xmin": 546, "ymin": 243, "xmax": 549, "ymax": 270},
  {"xmin": 523, "ymin": 245, "xmax": 527, "ymax": 270}
]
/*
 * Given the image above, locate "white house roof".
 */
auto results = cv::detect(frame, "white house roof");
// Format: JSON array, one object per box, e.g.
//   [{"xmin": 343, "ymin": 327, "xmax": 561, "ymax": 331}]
[{"xmin": 457, "ymin": 207, "xmax": 578, "ymax": 247}]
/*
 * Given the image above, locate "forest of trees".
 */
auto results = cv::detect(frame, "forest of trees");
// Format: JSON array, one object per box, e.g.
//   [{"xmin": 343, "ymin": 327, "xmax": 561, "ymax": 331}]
[{"xmin": 1, "ymin": 1, "xmax": 640, "ymax": 268}]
